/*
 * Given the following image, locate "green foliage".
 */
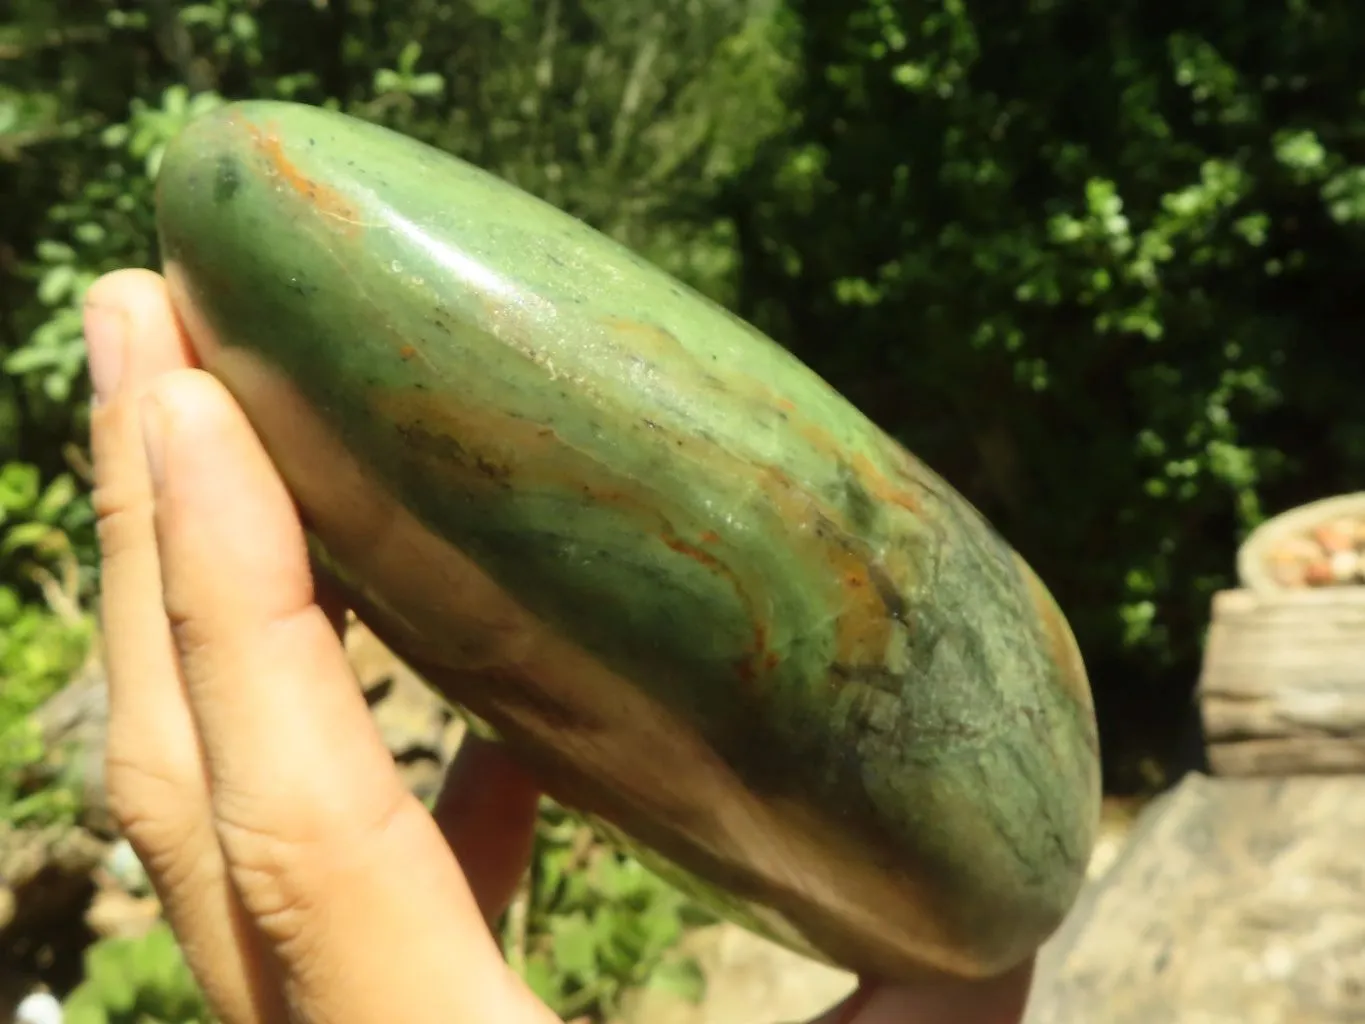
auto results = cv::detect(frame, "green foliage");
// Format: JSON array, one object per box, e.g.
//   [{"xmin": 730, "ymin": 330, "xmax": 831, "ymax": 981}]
[
  {"xmin": 511, "ymin": 804, "xmax": 710, "ymax": 1020},
  {"xmin": 0, "ymin": 460, "xmax": 94, "ymax": 826},
  {"xmin": 11, "ymin": 81, "xmax": 225, "ymax": 414},
  {"xmin": 0, "ymin": 460, "xmax": 97, "ymax": 593},
  {"xmin": 62, "ymin": 924, "xmax": 211, "ymax": 1024},
  {"xmin": 728, "ymin": 0, "xmax": 1365, "ymax": 785},
  {"xmin": 0, "ymin": 600, "xmax": 91, "ymax": 824},
  {"xmin": 1, "ymin": 0, "xmax": 792, "ymax": 546},
  {"xmin": 1, "ymin": 0, "xmax": 780, "ymax": 1011},
  {"xmin": 0, "ymin": 713, "xmax": 80, "ymax": 826}
]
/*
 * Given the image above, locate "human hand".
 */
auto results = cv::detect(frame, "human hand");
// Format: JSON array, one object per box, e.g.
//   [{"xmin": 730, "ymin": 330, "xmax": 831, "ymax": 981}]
[{"xmin": 84, "ymin": 267, "xmax": 1036, "ymax": 1024}]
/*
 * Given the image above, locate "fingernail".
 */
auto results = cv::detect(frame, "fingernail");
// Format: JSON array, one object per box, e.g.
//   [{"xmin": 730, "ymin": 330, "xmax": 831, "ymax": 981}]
[
  {"xmin": 139, "ymin": 395, "xmax": 167, "ymax": 491},
  {"xmin": 83, "ymin": 301, "xmax": 128, "ymax": 403}
]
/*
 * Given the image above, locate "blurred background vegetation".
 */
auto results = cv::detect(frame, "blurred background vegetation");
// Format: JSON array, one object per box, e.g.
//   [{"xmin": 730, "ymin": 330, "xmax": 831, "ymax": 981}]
[{"xmin": 2, "ymin": 0, "xmax": 1363, "ymax": 1018}]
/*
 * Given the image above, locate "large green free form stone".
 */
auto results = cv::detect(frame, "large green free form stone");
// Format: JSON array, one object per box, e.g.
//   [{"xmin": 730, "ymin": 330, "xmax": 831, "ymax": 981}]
[{"xmin": 154, "ymin": 100, "xmax": 1101, "ymax": 983}]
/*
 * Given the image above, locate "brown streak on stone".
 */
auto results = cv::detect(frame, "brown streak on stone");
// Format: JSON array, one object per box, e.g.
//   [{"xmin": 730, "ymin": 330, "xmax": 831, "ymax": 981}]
[
  {"xmin": 597, "ymin": 316, "xmax": 929, "ymax": 530},
  {"xmin": 372, "ymin": 384, "xmax": 906, "ymax": 693},
  {"xmin": 661, "ymin": 530, "xmax": 774, "ymax": 681},
  {"xmin": 239, "ymin": 116, "xmax": 364, "ymax": 237},
  {"xmin": 600, "ymin": 316, "xmax": 689, "ymax": 359},
  {"xmin": 759, "ymin": 467, "xmax": 898, "ymax": 674}
]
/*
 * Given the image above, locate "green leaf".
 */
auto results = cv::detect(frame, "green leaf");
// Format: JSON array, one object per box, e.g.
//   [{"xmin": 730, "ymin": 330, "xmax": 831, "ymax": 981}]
[
  {"xmin": 32, "ymin": 474, "xmax": 75, "ymax": 523},
  {"xmin": 646, "ymin": 958, "xmax": 706, "ymax": 1003},
  {"xmin": 550, "ymin": 911, "xmax": 599, "ymax": 982},
  {"xmin": 161, "ymin": 85, "xmax": 189, "ymax": 117},
  {"xmin": 178, "ymin": 4, "xmax": 223, "ymax": 28},
  {"xmin": 145, "ymin": 142, "xmax": 167, "ymax": 180},
  {"xmin": 44, "ymin": 371, "xmax": 73, "ymax": 403},
  {"xmin": 537, "ymin": 843, "xmax": 572, "ymax": 896},
  {"xmin": 84, "ymin": 939, "xmax": 139, "ymax": 1014},
  {"xmin": 138, "ymin": 922, "xmax": 190, "ymax": 998},
  {"xmin": 0, "ymin": 586, "xmax": 21, "ymax": 624},
  {"xmin": 62, "ymin": 984, "xmax": 110, "ymax": 1024},
  {"xmin": 35, "ymin": 239, "xmax": 76, "ymax": 263},
  {"xmin": 2, "ymin": 521, "xmax": 57, "ymax": 555},
  {"xmin": 230, "ymin": 12, "xmax": 258, "ymax": 42},
  {"xmin": 409, "ymin": 73, "xmax": 445, "ymax": 98},
  {"xmin": 0, "ymin": 463, "xmax": 41, "ymax": 513},
  {"xmin": 594, "ymin": 910, "xmax": 641, "ymax": 975},
  {"xmin": 101, "ymin": 123, "xmax": 130, "ymax": 148},
  {"xmin": 3, "ymin": 344, "xmax": 57, "ymax": 375},
  {"xmin": 373, "ymin": 69, "xmax": 403, "ymax": 94},
  {"xmin": 638, "ymin": 902, "xmax": 683, "ymax": 952},
  {"xmin": 591, "ymin": 854, "xmax": 637, "ymax": 898},
  {"xmin": 37, "ymin": 263, "xmax": 77, "ymax": 306},
  {"xmin": 74, "ymin": 221, "xmax": 107, "ymax": 245},
  {"xmin": 521, "ymin": 957, "xmax": 560, "ymax": 1005}
]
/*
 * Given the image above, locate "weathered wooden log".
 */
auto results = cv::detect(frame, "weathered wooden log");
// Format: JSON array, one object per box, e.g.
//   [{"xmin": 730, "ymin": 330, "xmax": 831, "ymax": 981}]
[
  {"xmin": 1198, "ymin": 587, "xmax": 1365, "ymax": 776},
  {"xmin": 1024, "ymin": 772, "xmax": 1365, "ymax": 1022}
]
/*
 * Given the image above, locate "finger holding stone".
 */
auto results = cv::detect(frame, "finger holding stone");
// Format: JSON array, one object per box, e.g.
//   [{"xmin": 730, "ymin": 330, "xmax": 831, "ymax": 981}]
[
  {"xmin": 85, "ymin": 269, "xmax": 287, "ymax": 1024},
  {"xmin": 142, "ymin": 367, "xmax": 554, "ymax": 1024}
]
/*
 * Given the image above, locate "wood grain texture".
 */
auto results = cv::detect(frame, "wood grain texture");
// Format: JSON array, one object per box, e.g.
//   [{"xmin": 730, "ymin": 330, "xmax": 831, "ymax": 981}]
[
  {"xmin": 1198, "ymin": 587, "xmax": 1365, "ymax": 776},
  {"xmin": 1025, "ymin": 772, "xmax": 1365, "ymax": 1023}
]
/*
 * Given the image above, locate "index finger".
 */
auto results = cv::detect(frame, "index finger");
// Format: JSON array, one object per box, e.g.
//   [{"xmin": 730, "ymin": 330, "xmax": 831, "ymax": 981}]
[{"xmin": 140, "ymin": 368, "xmax": 555, "ymax": 1024}]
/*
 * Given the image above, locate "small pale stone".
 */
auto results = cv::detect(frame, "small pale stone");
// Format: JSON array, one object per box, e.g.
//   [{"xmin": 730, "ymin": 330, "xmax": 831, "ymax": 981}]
[
  {"xmin": 1329, "ymin": 550, "xmax": 1360, "ymax": 583},
  {"xmin": 102, "ymin": 838, "xmax": 149, "ymax": 895},
  {"xmin": 13, "ymin": 993, "xmax": 62, "ymax": 1024}
]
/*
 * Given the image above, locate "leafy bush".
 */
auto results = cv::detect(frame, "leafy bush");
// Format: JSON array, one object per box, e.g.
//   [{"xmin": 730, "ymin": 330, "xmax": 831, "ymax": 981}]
[
  {"xmin": 726, "ymin": 0, "xmax": 1365, "ymax": 786},
  {"xmin": 0, "ymin": 459, "xmax": 94, "ymax": 825},
  {"xmin": 2, "ymin": 2, "xmax": 783, "ymax": 1013},
  {"xmin": 514, "ymin": 804, "xmax": 711, "ymax": 1020}
]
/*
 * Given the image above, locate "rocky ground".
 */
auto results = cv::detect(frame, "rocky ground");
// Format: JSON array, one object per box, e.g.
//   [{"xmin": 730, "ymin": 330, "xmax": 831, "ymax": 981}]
[{"xmin": 1, "ymin": 623, "xmax": 1141, "ymax": 1024}]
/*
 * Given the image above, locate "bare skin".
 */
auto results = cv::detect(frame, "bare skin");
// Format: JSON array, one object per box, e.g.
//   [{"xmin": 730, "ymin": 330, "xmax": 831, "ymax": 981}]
[{"xmin": 85, "ymin": 267, "xmax": 1037, "ymax": 1024}]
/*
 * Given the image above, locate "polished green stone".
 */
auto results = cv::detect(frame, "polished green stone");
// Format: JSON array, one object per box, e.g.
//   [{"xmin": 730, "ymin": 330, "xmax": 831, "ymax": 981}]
[{"xmin": 154, "ymin": 100, "xmax": 1101, "ymax": 983}]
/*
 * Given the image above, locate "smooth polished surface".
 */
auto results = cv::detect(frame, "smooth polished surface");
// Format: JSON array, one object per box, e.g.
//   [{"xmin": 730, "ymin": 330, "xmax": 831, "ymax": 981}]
[{"xmin": 154, "ymin": 100, "xmax": 1101, "ymax": 983}]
